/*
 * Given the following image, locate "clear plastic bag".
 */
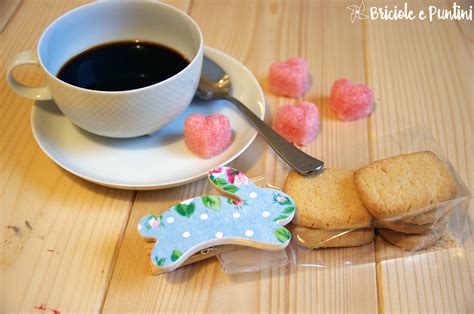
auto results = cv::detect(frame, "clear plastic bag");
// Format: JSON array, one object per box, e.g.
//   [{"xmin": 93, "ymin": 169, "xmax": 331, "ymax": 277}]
[{"xmin": 287, "ymin": 126, "xmax": 472, "ymax": 267}]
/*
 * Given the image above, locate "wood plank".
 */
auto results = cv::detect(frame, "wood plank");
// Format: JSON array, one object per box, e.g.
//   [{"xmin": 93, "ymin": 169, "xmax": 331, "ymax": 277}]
[
  {"xmin": 103, "ymin": 1, "xmax": 378, "ymax": 312},
  {"xmin": 0, "ymin": 0, "xmax": 21, "ymax": 32},
  {"xmin": 365, "ymin": 0, "xmax": 473, "ymax": 312},
  {"xmin": 0, "ymin": 1, "xmax": 136, "ymax": 312}
]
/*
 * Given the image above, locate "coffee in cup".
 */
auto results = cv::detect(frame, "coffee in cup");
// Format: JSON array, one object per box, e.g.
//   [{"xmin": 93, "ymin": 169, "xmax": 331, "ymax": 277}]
[
  {"xmin": 57, "ymin": 41, "xmax": 190, "ymax": 92},
  {"xmin": 7, "ymin": 1, "xmax": 203, "ymax": 138}
]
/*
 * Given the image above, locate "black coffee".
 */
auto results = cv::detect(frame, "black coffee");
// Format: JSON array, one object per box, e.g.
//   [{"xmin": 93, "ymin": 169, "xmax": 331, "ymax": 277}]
[{"xmin": 57, "ymin": 41, "xmax": 189, "ymax": 91}]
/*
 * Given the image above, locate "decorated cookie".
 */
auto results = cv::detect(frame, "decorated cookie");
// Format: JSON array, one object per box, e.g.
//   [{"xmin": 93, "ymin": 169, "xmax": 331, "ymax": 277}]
[{"xmin": 138, "ymin": 167, "xmax": 296, "ymax": 273}]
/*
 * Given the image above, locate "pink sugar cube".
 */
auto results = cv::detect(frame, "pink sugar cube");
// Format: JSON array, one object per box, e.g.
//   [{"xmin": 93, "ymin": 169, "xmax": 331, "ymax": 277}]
[
  {"xmin": 184, "ymin": 114, "xmax": 232, "ymax": 159},
  {"xmin": 268, "ymin": 57, "xmax": 310, "ymax": 98},
  {"xmin": 273, "ymin": 101, "xmax": 319, "ymax": 146},
  {"xmin": 329, "ymin": 79, "xmax": 374, "ymax": 121}
]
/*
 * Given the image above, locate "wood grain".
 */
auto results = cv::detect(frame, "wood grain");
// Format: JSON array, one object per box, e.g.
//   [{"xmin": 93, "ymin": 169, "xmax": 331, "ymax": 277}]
[
  {"xmin": 103, "ymin": 1, "xmax": 377, "ymax": 313},
  {"xmin": 0, "ymin": 0, "xmax": 21, "ymax": 32},
  {"xmin": 1, "ymin": 0, "xmax": 472, "ymax": 313},
  {"xmin": 0, "ymin": 1, "xmax": 135, "ymax": 312},
  {"xmin": 365, "ymin": 0, "xmax": 473, "ymax": 312}
]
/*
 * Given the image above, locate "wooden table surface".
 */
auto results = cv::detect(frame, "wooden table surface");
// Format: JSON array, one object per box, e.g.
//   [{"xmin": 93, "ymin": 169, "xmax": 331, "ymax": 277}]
[{"xmin": 1, "ymin": 0, "xmax": 472, "ymax": 313}]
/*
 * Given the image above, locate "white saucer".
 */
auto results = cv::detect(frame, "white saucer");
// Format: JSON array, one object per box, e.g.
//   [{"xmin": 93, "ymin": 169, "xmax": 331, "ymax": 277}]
[{"xmin": 31, "ymin": 46, "xmax": 264, "ymax": 190}]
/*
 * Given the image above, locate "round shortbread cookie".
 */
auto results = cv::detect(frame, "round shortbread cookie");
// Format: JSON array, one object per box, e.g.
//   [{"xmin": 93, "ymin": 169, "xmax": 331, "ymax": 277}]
[
  {"xmin": 354, "ymin": 151, "xmax": 456, "ymax": 220},
  {"xmin": 377, "ymin": 211, "xmax": 450, "ymax": 251},
  {"xmin": 290, "ymin": 225, "xmax": 374, "ymax": 249},
  {"xmin": 284, "ymin": 169, "xmax": 373, "ymax": 229},
  {"xmin": 376, "ymin": 219, "xmax": 433, "ymax": 235},
  {"xmin": 399, "ymin": 207, "xmax": 450, "ymax": 225}
]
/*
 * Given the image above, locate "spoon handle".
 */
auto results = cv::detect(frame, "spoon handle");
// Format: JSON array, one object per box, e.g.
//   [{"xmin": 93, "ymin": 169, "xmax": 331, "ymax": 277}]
[{"xmin": 224, "ymin": 95, "xmax": 324, "ymax": 175}]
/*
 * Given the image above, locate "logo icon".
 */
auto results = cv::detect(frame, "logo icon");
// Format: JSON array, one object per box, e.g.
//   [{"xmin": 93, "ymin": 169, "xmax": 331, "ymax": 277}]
[{"xmin": 347, "ymin": 0, "xmax": 369, "ymax": 23}]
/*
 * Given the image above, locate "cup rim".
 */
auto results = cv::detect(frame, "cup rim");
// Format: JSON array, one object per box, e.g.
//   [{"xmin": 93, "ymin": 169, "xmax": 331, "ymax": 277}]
[{"xmin": 36, "ymin": 1, "xmax": 203, "ymax": 95}]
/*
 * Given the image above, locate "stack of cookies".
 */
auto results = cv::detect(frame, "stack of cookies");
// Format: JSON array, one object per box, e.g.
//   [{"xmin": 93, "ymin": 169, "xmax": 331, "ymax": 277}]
[
  {"xmin": 354, "ymin": 151, "xmax": 457, "ymax": 251},
  {"xmin": 283, "ymin": 151, "xmax": 458, "ymax": 251},
  {"xmin": 284, "ymin": 169, "xmax": 374, "ymax": 248}
]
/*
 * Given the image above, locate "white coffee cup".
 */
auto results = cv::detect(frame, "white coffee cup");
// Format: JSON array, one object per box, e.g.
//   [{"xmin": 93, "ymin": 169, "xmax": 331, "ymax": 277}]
[{"xmin": 7, "ymin": 1, "xmax": 203, "ymax": 138}]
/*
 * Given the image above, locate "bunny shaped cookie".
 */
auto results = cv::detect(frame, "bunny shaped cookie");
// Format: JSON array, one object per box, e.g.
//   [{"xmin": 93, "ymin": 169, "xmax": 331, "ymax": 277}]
[{"xmin": 138, "ymin": 167, "xmax": 296, "ymax": 273}]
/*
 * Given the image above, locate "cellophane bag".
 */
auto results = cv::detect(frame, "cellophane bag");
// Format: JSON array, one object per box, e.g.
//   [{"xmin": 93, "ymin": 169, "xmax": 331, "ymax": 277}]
[
  {"xmin": 204, "ymin": 126, "xmax": 471, "ymax": 272},
  {"xmin": 284, "ymin": 126, "xmax": 472, "ymax": 267}
]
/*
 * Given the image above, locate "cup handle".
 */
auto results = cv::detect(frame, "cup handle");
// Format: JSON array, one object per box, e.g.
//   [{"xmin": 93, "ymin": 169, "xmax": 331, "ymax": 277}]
[{"xmin": 6, "ymin": 50, "xmax": 52, "ymax": 100}]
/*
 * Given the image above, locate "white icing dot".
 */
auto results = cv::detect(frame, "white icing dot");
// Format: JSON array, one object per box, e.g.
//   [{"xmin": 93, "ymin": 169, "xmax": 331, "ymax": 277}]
[
  {"xmin": 232, "ymin": 212, "xmax": 240, "ymax": 219},
  {"xmin": 215, "ymin": 231, "xmax": 223, "ymax": 238},
  {"xmin": 200, "ymin": 213, "xmax": 208, "ymax": 220},
  {"xmin": 166, "ymin": 217, "xmax": 174, "ymax": 224},
  {"xmin": 262, "ymin": 211, "xmax": 270, "ymax": 218},
  {"xmin": 249, "ymin": 192, "xmax": 257, "ymax": 199},
  {"xmin": 182, "ymin": 231, "xmax": 191, "ymax": 238},
  {"xmin": 137, "ymin": 224, "xmax": 142, "ymax": 231},
  {"xmin": 245, "ymin": 230, "xmax": 254, "ymax": 237}
]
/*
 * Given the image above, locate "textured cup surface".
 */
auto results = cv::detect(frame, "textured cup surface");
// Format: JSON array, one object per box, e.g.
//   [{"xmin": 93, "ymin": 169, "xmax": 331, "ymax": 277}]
[{"xmin": 36, "ymin": 1, "xmax": 203, "ymax": 137}]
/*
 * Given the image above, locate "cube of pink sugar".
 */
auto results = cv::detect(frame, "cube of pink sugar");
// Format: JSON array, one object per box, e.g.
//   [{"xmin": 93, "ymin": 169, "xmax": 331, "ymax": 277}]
[
  {"xmin": 268, "ymin": 57, "xmax": 310, "ymax": 98},
  {"xmin": 184, "ymin": 114, "xmax": 232, "ymax": 159},
  {"xmin": 329, "ymin": 79, "xmax": 374, "ymax": 121},
  {"xmin": 273, "ymin": 101, "xmax": 319, "ymax": 146}
]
